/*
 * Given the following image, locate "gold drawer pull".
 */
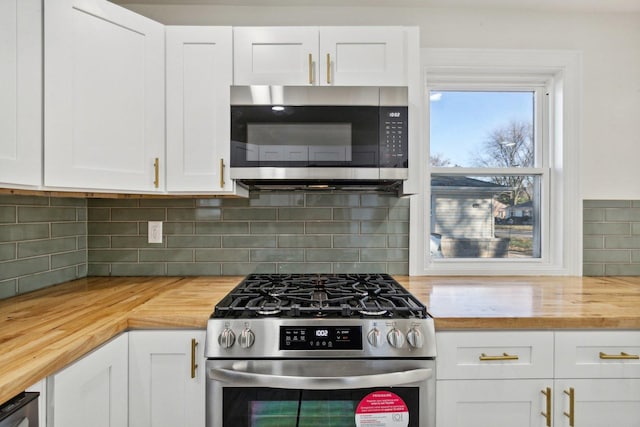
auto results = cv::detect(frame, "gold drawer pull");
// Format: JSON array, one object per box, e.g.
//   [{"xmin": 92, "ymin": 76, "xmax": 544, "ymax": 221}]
[
  {"xmin": 541, "ymin": 387, "xmax": 551, "ymax": 427},
  {"xmin": 599, "ymin": 351, "xmax": 639, "ymax": 360},
  {"xmin": 191, "ymin": 338, "xmax": 199, "ymax": 379},
  {"xmin": 308, "ymin": 53, "xmax": 313, "ymax": 84},
  {"xmin": 326, "ymin": 53, "xmax": 331, "ymax": 84},
  {"xmin": 220, "ymin": 158, "xmax": 225, "ymax": 188},
  {"xmin": 479, "ymin": 352, "xmax": 519, "ymax": 361},
  {"xmin": 564, "ymin": 387, "xmax": 575, "ymax": 427},
  {"xmin": 153, "ymin": 157, "xmax": 160, "ymax": 188}
]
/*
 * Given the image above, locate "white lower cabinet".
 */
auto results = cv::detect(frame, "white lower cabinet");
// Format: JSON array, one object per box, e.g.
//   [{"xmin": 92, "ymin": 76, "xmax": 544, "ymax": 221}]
[
  {"xmin": 553, "ymin": 331, "xmax": 640, "ymax": 427},
  {"xmin": 436, "ymin": 331, "xmax": 554, "ymax": 427},
  {"xmin": 554, "ymin": 378, "xmax": 640, "ymax": 427},
  {"xmin": 437, "ymin": 379, "xmax": 551, "ymax": 427},
  {"xmin": 436, "ymin": 330, "xmax": 640, "ymax": 427},
  {"xmin": 47, "ymin": 333, "xmax": 128, "ymax": 427},
  {"xmin": 129, "ymin": 330, "xmax": 206, "ymax": 427}
]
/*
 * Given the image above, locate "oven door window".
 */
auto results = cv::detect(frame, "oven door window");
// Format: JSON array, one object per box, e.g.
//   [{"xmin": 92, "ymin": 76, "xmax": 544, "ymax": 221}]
[{"xmin": 222, "ymin": 387, "xmax": 419, "ymax": 427}]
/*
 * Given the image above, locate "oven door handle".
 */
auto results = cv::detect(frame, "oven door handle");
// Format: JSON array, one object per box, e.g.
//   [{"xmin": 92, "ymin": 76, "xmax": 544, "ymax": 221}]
[{"xmin": 208, "ymin": 367, "xmax": 433, "ymax": 390}]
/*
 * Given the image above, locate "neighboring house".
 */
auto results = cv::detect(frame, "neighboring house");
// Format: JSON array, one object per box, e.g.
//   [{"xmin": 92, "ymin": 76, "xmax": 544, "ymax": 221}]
[
  {"xmin": 493, "ymin": 200, "xmax": 509, "ymax": 220},
  {"xmin": 431, "ymin": 176, "xmax": 510, "ymax": 238},
  {"xmin": 505, "ymin": 200, "xmax": 534, "ymax": 223},
  {"xmin": 430, "ymin": 176, "xmax": 512, "ymax": 257}
]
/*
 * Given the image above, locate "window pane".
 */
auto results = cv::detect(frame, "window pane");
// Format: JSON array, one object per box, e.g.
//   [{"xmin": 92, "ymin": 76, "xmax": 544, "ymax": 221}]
[
  {"xmin": 430, "ymin": 91, "xmax": 535, "ymax": 168},
  {"xmin": 430, "ymin": 175, "xmax": 541, "ymax": 259}
]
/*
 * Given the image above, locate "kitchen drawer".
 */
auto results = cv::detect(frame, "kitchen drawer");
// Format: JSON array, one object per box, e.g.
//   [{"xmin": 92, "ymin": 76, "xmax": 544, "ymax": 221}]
[
  {"xmin": 436, "ymin": 331, "xmax": 554, "ymax": 379},
  {"xmin": 555, "ymin": 331, "xmax": 640, "ymax": 378}
]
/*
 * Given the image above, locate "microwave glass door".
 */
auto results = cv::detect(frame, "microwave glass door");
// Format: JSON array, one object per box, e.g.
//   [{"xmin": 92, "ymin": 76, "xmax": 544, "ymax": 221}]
[
  {"xmin": 222, "ymin": 387, "xmax": 420, "ymax": 427},
  {"xmin": 231, "ymin": 106, "xmax": 379, "ymax": 167}
]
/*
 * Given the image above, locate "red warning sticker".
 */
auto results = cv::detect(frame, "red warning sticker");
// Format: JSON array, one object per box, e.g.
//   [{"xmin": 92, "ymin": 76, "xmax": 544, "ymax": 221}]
[{"xmin": 354, "ymin": 391, "xmax": 409, "ymax": 427}]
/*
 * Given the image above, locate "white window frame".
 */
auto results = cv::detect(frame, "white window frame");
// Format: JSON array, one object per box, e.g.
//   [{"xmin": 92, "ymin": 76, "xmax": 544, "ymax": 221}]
[{"xmin": 409, "ymin": 49, "xmax": 582, "ymax": 276}]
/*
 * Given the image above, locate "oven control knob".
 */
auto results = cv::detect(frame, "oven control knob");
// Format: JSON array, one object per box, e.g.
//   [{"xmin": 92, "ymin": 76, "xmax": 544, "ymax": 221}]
[
  {"xmin": 367, "ymin": 328, "xmax": 381, "ymax": 347},
  {"xmin": 407, "ymin": 328, "xmax": 424, "ymax": 349},
  {"xmin": 239, "ymin": 328, "xmax": 255, "ymax": 349},
  {"xmin": 218, "ymin": 328, "xmax": 236, "ymax": 349},
  {"xmin": 387, "ymin": 328, "xmax": 405, "ymax": 348}
]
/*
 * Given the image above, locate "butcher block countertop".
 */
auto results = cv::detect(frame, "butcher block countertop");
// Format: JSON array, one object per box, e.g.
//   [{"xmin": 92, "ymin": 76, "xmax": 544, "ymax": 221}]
[{"xmin": 1, "ymin": 275, "xmax": 640, "ymax": 404}]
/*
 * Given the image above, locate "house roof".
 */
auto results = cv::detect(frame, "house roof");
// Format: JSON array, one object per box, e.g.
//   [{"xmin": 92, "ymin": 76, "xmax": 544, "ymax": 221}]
[{"xmin": 431, "ymin": 176, "xmax": 506, "ymax": 188}]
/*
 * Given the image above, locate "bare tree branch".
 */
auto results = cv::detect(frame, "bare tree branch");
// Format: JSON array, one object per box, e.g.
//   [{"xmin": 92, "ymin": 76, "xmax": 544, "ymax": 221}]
[{"xmin": 474, "ymin": 120, "xmax": 534, "ymax": 205}]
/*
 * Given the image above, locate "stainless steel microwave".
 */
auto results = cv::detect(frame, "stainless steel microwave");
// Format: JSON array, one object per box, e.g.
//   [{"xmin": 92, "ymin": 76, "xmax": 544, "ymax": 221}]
[{"xmin": 230, "ymin": 86, "xmax": 408, "ymax": 186}]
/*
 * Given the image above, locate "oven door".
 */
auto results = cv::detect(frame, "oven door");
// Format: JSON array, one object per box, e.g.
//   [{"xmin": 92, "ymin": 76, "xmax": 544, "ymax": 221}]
[{"xmin": 206, "ymin": 359, "xmax": 435, "ymax": 427}]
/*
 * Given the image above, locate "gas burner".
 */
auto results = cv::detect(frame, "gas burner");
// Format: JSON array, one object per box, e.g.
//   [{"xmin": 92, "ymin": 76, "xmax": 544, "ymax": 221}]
[{"xmin": 212, "ymin": 273, "xmax": 428, "ymax": 320}]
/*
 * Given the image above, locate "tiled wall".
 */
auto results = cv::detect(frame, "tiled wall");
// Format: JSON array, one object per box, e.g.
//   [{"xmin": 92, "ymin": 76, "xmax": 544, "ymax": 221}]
[
  {"xmin": 0, "ymin": 195, "xmax": 87, "ymax": 299},
  {"xmin": 2, "ymin": 194, "xmax": 639, "ymax": 297},
  {"xmin": 583, "ymin": 200, "xmax": 640, "ymax": 275},
  {"xmin": 87, "ymin": 192, "xmax": 410, "ymax": 276}
]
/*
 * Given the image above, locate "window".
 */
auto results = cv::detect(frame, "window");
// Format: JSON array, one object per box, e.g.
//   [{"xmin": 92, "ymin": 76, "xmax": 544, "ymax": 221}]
[
  {"xmin": 409, "ymin": 49, "xmax": 582, "ymax": 275},
  {"xmin": 430, "ymin": 89, "xmax": 543, "ymax": 260}
]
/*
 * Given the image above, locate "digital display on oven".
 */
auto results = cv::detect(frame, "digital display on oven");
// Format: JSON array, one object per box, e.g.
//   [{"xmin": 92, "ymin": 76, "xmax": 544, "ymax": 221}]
[{"xmin": 279, "ymin": 326, "xmax": 363, "ymax": 350}]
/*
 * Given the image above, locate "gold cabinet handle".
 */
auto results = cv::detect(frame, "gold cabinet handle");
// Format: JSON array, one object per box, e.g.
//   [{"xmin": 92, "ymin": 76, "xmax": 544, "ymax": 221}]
[
  {"xmin": 191, "ymin": 338, "xmax": 199, "ymax": 379},
  {"xmin": 308, "ymin": 53, "xmax": 313, "ymax": 84},
  {"xmin": 479, "ymin": 352, "xmax": 519, "ymax": 361},
  {"xmin": 599, "ymin": 351, "xmax": 640, "ymax": 360},
  {"xmin": 563, "ymin": 387, "xmax": 575, "ymax": 427},
  {"xmin": 153, "ymin": 157, "xmax": 159, "ymax": 188},
  {"xmin": 220, "ymin": 158, "xmax": 225, "ymax": 188},
  {"xmin": 541, "ymin": 387, "xmax": 551, "ymax": 427},
  {"xmin": 326, "ymin": 53, "xmax": 331, "ymax": 84}
]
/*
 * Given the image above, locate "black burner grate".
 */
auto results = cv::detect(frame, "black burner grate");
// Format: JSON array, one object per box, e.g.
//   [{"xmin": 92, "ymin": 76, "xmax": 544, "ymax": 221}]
[{"xmin": 212, "ymin": 274, "xmax": 428, "ymax": 319}]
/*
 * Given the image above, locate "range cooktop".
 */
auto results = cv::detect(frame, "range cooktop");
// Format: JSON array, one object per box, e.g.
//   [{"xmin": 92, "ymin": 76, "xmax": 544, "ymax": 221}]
[{"xmin": 211, "ymin": 273, "xmax": 429, "ymax": 320}]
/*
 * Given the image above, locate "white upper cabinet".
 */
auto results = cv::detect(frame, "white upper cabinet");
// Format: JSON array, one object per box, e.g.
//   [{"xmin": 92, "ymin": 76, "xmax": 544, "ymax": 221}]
[
  {"xmin": 0, "ymin": 0, "xmax": 42, "ymax": 187},
  {"xmin": 234, "ymin": 27, "xmax": 318, "ymax": 86},
  {"xmin": 166, "ymin": 26, "xmax": 241, "ymax": 194},
  {"xmin": 44, "ymin": 0, "xmax": 165, "ymax": 192},
  {"xmin": 233, "ymin": 26, "xmax": 408, "ymax": 86},
  {"xmin": 319, "ymin": 27, "xmax": 407, "ymax": 86}
]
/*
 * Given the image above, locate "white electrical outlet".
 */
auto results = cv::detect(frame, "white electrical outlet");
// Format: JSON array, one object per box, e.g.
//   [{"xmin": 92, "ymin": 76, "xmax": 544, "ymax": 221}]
[{"xmin": 148, "ymin": 221, "xmax": 163, "ymax": 244}]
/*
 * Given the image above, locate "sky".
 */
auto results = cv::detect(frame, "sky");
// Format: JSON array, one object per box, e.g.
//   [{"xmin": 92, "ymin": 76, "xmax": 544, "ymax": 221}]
[{"xmin": 429, "ymin": 91, "xmax": 534, "ymax": 167}]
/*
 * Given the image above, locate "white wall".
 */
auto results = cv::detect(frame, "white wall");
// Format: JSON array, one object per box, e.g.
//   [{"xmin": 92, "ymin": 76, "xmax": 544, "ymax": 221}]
[{"xmin": 125, "ymin": 4, "xmax": 640, "ymax": 199}]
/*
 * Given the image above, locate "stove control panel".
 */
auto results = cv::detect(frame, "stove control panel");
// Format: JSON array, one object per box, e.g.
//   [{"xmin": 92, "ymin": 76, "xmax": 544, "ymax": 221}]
[
  {"xmin": 279, "ymin": 326, "xmax": 363, "ymax": 350},
  {"xmin": 206, "ymin": 318, "xmax": 436, "ymax": 358}
]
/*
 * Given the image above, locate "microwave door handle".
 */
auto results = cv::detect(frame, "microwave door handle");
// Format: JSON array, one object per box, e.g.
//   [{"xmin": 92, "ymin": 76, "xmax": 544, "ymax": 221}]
[{"xmin": 208, "ymin": 367, "xmax": 432, "ymax": 390}]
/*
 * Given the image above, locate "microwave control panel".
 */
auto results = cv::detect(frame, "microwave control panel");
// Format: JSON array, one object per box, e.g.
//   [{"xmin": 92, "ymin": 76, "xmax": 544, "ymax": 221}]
[{"xmin": 379, "ymin": 106, "xmax": 409, "ymax": 168}]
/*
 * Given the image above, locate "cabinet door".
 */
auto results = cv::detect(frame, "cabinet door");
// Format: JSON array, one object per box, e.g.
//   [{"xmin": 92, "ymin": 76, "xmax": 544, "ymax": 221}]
[
  {"xmin": 555, "ymin": 331, "xmax": 640, "ymax": 379},
  {"xmin": 233, "ymin": 27, "xmax": 318, "ymax": 85},
  {"xmin": 129, "ymin": 330, "xmax": 206, "ymax": 427},
  {"xmin": 319, "ymin": 27, "xmax": 407, "ymax": 86},
  {"xmin": 0, "ymin": 0, "xmax": 41, "ymax": 187},
  {"xmin": 437, "ymin": 379, "xmax": 551, "ymax": 427},
  {"xmin": 436, "ymin": 331, "xmax": 554, "ymax": 380},
  {"xmin": 44, "ymin": 0, "xmax": 164, "ymax": 192},
  {"xmin": 555, "ymin": 379, "xmax": 640, "ymax": 427},
  {"xmin": 49, "ymin": 334, "xmax": 128, "ymax": 427},
  {"xmin": 166, "ymin": 26, "xmax": 235, "ymax": 193}
]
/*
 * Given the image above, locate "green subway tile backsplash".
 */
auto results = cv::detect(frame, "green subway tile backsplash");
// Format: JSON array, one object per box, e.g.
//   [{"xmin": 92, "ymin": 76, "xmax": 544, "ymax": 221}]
[
  {"xmin": 0, "ymin": 206, "xmax": 16, "ymax": 223},
  {"xmin": 87, "ymin": 191, "xmax": 410, "ymax": 276},
  {"xmin": 0, "ymin": 195, "xmax": 86, "ymax": 299},
  {"xmin": 3, "ymin": 193, "xmax": 640, "ymax": 298},
  {"xmin": 584, "ymin": 200, "xmax": 640, "ymax": 276}
]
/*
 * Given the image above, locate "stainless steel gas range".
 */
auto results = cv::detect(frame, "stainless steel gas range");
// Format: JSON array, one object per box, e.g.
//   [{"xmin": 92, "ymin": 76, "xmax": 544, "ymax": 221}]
[{"xmin": 205, "ymin": 273, "xmax": 436, "ymax": 427}]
